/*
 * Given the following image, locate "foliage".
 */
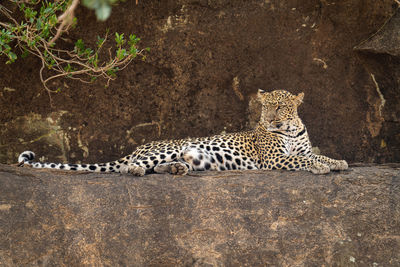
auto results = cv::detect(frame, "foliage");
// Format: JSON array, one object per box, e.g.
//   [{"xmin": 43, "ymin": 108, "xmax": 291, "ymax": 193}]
[
  {"xmin": 0, "ymin": 0, "xmax": 148, "ymax": 94},
  {"xmin": 82, "ymin": 0, "xmax": 119, "ymax": 21}
]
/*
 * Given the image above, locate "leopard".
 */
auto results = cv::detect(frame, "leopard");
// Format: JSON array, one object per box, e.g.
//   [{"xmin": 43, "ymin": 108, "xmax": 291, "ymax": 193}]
[{"xmin": 18, "ymin": 89, "xmax": 348, "ymax": 176}]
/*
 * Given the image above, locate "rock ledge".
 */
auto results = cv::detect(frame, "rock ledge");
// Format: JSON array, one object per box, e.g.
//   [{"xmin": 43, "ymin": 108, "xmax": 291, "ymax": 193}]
[{"xmin": 0, "ymin": 164, "xmax": 399, "ymax": 266}]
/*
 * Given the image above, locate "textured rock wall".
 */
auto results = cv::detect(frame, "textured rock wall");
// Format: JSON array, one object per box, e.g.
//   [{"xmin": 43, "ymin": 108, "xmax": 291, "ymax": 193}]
[
  {"xmin": 0, "ymin": 164, "xmax": 399, "ymax": 266},
  {"xmin": 0, "ymin": 0, "xmax": 399, "ymax": 164}
]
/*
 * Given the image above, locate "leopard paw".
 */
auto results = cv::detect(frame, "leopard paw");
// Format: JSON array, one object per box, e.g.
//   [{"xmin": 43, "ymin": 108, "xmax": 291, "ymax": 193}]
[
  {"xmin": 329, "ymin": 160, "xmax": 348, "ymax": 171},
  {"xmin": 170, "ymin": 162, "xmax": 188, "ymax": 175},
  {"xmin": 154, "ymin": 162, "xmax": 188, "ymax": 176},
  {"xmin": 126, "ymin": 165, "xmax": 146, "ymax": 176},
  {"xmin": 310, "ymin": 162, "xmax": 330, "ymax": 175}
]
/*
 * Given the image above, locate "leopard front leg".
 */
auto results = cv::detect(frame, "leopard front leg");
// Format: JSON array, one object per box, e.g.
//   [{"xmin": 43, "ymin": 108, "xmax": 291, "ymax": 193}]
[
  {"xmin": 264, "ymin": 155, "xmax": 330, "ymax": 174},
  {"xmin": 308, "ymin": 154, "xmax": 348, "ymax": 171}
]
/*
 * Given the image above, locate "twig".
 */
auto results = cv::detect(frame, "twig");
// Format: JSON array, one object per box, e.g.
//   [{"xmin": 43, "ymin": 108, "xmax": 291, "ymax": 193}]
[{"xmin": 49, "ymin": 0, "xmax": 80, "ymax": 45}]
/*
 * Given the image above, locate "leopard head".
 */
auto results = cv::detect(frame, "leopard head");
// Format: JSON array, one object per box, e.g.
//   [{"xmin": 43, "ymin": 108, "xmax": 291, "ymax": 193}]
[{"xmin": 257, "ymin": 89, "xmax": 304, "ymax": 131}]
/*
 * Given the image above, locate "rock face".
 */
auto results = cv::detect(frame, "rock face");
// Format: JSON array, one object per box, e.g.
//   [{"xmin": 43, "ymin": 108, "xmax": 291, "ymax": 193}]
[
  {"xmin": 0, "ymin": 0, "xmax": 399, "ymax": 165},
  {"xmin": 0, "ymin": 164, "xmax": 399, "ymax": 266},
  {"xmin": 355, "ymin": 10, "xmax": 400, "ymax": 57}
]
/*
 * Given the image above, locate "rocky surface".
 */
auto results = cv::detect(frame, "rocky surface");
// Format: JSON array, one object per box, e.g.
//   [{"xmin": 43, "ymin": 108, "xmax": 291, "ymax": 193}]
[
  {"xmin": 355, "ymin": 9, "xmax": 400, "ymax": 57},
  {"xmin": 1, "ymin": 0, "xmax": 399, "ymax": 165},
  {"xmin": 0, "ymin": 164, "xmax": 399, "ymax": 266}
]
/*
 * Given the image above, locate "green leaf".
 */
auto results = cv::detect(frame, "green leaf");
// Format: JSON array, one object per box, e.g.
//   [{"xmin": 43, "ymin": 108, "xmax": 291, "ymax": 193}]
[
  {"xmin": 106, "ymin": 68, "xmax": 117, "ymax": 77},
  {"xmin": 95, "ymin": 4, "xmax": 112, "ymax": 21},
  {"xmin": 115, "ymin": 32, "xmax": 125, "ymax": 46},
  {"xmin": 28, "ymin": 40, "xmax": 35, "ymax": 48},
  {"xmin": 64, "ymin": 64, "xmax": 72, "ymax": 72},
  {"xmin": 36, "ymin": 18, "xmax": 43, "ymax": 30},
  {"xmin": 3, "ymin": 44, "xmax": 11, "ymax": 51},
  {"xmin": 74, "ymin": 39, "xmax": 85, "ymax": 54},
  {"xmin": 24, "ymin": 8, "xmax": 37, "ymax": 20},
  {"xmin": 84, "ymin": 48, "xmax": 93, "ymax": 56},
  {"xmin": 129, "ymin": 46, "xmax": 137, "ymax": 56},
  {"xmin": 82, "ymin": 0, "xmax": 117, "ymax": 21},
  {"xmin": 21, "ymin": 48, "xmax": 29, "ymax": 59},
  {"xmin": 117, "ymin": 48, "xmax": 127, "ymax": 60},
  {"xmin": 128, "ymin": 34, "xmax": 140, "ymax": 46},
  {"xmin": 96, "ymin": 36, "xmax": 105, "ymax": 47},
  {"xmin": 43, "ymin": 7, "xmax": 53, "ymax": 15},
  {"xmin": 71, "ymin": 17, "xmax": 78, "ymax": 28},
  {"xmin": 93, "ymin": 53, "xmax": 99, "ymax": 68},
  {"xmin": 49, "ymin": 15, "xmax": 58, "ymax": 26},
  {"xmin": 7, "ymin": 51, "xmax": 17, "ymax": 63}
]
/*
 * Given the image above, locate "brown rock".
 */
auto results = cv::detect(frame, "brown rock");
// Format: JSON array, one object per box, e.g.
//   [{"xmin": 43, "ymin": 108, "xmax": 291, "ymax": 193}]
[
  {"xmin": 1, "ymin": 0, "xmax": 399, "ymax": 165},
  {"xmin": 0, "ymin": 164, "xmax": 399, "ymax": 266},
  {"xmin": 355, "ymin": 10, "xmax": 400, "ymax": 57}
]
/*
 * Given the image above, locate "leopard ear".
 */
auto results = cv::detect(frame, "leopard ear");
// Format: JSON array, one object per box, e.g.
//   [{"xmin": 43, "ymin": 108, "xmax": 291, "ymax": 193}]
[
  {"xmin": 257, "ymin": 89, "xmax": 267, "ymax": 100},
  {"xmin": 295, "ymin": 92, "xmax": 304, "ymax": 105}
]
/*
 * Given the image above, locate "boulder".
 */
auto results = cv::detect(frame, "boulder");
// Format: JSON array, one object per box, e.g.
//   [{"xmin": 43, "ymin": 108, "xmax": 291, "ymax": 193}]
[
  {"xmin": 355, "ymin": 10, "xmax": 400, "ymax": 57},
  {"xmin": 0, "ymin": 164, "xmax": 399, "ymax": 266},
  {"xmin": 1, "ymin": 0, "xmax": 400, "ymax": 165}
]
